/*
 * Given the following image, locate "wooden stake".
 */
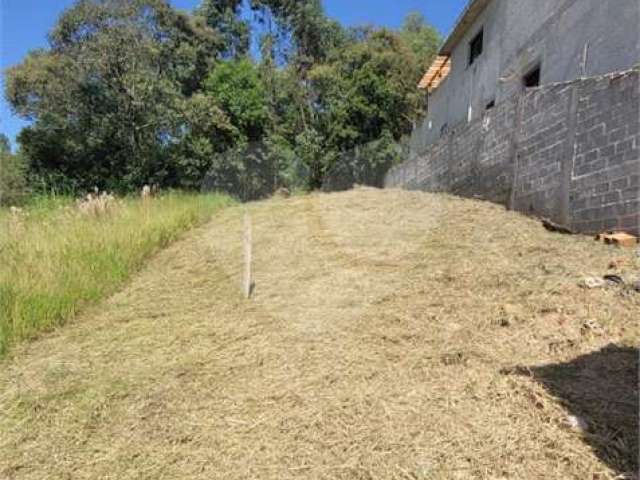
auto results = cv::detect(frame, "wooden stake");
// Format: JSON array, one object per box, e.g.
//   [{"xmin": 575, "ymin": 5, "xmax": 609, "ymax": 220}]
[{"xmin": 243, "ymin": 211, "xmax": 253, "ymax": 299}]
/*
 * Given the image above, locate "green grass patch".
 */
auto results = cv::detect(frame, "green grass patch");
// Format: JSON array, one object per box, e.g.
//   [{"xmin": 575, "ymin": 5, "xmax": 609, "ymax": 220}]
[{"xmin": 0, "ymin": 192, "xmax": 233, "ymax": 355}]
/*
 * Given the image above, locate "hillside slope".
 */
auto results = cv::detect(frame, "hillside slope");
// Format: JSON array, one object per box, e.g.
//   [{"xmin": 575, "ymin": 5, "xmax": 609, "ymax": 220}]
[{"xmin": 1, "ymin": 188, "xmax": 638, "ymax": 480}]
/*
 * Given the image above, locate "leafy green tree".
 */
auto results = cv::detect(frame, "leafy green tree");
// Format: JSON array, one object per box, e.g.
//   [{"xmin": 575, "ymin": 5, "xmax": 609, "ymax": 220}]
[
  {"xmin": 204, "ymin": 59, "xmax": 269, "ymax": 142},
  {"xmin": 246, "ymin": 4, "xmax": 439, "ymax": 190},
  {"xmin": 253, "ymin": 0, "xmax": 346, "ymax": 68},
  {"xmin": 5, "ymin": 0, "xmax": 221, "ymax": 191},
  {"xmin": 197, "ymin": 0, "xmax": 250, "ymax": 59},
  {"xmin": 251, "ymin": 0, "xmax": 325, "ymax": 61},
  {"xmin": 5, "ymin": 0, "xmax": 442, "ymax": 194},
  {"xmin": 168, "ymin": 93, "xmax": 236, "ymax": 189},
  {"xmin": 310, "ymin": 29, "xmax": 422, "ymax": 152},
  {"xmin": 303, "ymin": 28, "xmax": 428, "ymax": 186},
  {"xmin": 248, "ymin": 1, "xmax": 350, "ymax": 188},
  {"xmin": 399, "ymin": 12, "xmax": 441, "ymax": 72},
  {"xmin": 199, "ymin": 59, "xmax": 290, "ymax": 198},
  {"xmin": 0, "ymin": 134, "xmax": 29, "ymax": 205}
]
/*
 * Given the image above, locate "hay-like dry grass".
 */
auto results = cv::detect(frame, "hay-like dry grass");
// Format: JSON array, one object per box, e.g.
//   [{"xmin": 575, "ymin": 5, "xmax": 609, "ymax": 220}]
[
  {"xmin": 0, "ymin": 193, "xmax": 232, "ymax": 354},
  {"xmin": 1, "ymin": 188, "xmax": 638, "ymax": 479}
]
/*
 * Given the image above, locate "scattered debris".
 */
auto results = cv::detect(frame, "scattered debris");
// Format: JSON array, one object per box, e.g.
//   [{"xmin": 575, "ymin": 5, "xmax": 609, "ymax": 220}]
[
  {"xmin": 274, "ymin": 187, "xmax": 291, "ymax": 198},
  {"xmin": 440, "ymin": 352, "xmax": 467, "ymax": 366},
  {"xmin": 581, "ymin": 319, "xmax": 605, "ymax": 337},
  {"xmin": 595, "ymin": 231, "xmax": 638, "ymax": 248},
  {"xmin": 580, "ymin": 274, "xmax": 628, "ymax": 289},
  {"xmin": 2, "ymin": 188, "xmax": 638, "ymax": 478},
  {"xmin": 579, "ymin": 277, "xmax": 607, "ymax": 289},
  {"xmin": 499, "ymin": 317, "xmax": 511, "ymax": 328},
  {"xmin": 538, "ymin": 263, "xmax": 555, "ymax": 275},
  {"xmin": 565, "ymin": 414, "xmax": 589, "ymax": 433},
  {"xmin": 603, "ymin": 274, "xmax": 625, "ymax": 286},
  {"xmin": 542, "ymin": 218, "xmax": 574, "ymax": 234},
  {"xmin": 548, "ymin": 339, "xmax": 577, "ymax": 353},
  {"xmin": 608, "ymin": 257, "xmax": 630, "ymax": 269},
  {"xmin": 495, "ymin": 304, "xmax": 524, "ymax": 327}
]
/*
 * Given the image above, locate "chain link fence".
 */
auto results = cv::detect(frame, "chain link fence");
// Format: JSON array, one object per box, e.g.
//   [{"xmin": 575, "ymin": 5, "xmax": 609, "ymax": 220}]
[{"xmin": 201, "ymin": 136, "xmax": 409, "ymax": 201}]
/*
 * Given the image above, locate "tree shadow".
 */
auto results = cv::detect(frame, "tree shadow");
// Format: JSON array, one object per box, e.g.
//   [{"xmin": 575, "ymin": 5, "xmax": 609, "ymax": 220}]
[{"xmin": 503, "ymin": 344, "xmax": 639, "ymax": 476}]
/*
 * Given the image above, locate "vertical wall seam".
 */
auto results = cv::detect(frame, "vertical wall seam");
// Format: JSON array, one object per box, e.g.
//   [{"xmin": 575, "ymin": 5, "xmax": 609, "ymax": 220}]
[
  {"xmin": 560, "ymin": 86, "xmax": 579, "ymax": 227},
  {"xmin": 508, "ymin": 94, "xmax": 524, "ymax": 210}
]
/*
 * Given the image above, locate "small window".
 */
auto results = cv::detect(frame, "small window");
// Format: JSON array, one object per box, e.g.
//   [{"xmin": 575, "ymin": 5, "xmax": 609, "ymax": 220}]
[
  {"xmin": 486, "ymin": 99, "xmax": 495, "ymax": 110},
  {"xmin": 523, "ymin": 65, "xmax": 541, "ymax": 88},
  {"xmin": 469, "ymin": 29, "xmax": 484, "ymax": 65}
]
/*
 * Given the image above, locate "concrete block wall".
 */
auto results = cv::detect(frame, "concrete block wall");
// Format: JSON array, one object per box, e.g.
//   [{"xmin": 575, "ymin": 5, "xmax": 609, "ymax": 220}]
[
  {"xmin": 385, "ymin": 69, "xmax": 640, "ymax": 235},
  {"xmin": 569, "ymin": 73, "xmax": 640, "ymax": 234},
  {"xmin": 511, "ymin": 82, "xmax": 574, "ymax": 222}
]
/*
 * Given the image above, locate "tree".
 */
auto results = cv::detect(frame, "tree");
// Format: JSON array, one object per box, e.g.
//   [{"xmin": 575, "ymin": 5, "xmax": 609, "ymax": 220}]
[
  {"xmin": 0, "ymin": 134, "xmax": 10, "ymax": 154},
  {"xmin": 199, "ymin": 59, "xmax": 288, "ymax": 199},
  {"xmin": 5, "ymin": 0, "xmax": 442, "ymax": 194},
  {"xmin": 5, "ymin": 0, "xmax": 222, "ymax": 191},
  {"xmin": 302, "ymin": 28, "xmax": 429, "ymax": 187},
  {"xmin": 0, "ymin": 134, "xmax": 29, "ymax": 206},
  {"xmin": 247, "ymin": 0, "xmax": 350, "ymax": 188},
  {"xmin": 399, "ymin": 12, "xmax": 441, "ymax": 73},
  {"xmin": 251, "ymin": 0, "xmax": 328, "ymax": 63},
  {"xmin": 310, "ymin": 29, "xmax": 422, "ymax": 150},
  {"xmin": 197, "ymin": 0, "xmax": 250, "ymax": 59},
  {"xmin": 167, "ymin": 93, "xmax": 236, "ymax": 190},
  {"xmin": 204, "ymin": 59, "xmax": 269, "ymax": 142}
]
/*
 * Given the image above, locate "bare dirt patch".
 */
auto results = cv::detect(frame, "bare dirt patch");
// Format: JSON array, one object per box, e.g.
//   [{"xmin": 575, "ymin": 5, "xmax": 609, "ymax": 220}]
[{"xmin": 1, "ymin": 188, "xmax": 638, "ymax": 479}]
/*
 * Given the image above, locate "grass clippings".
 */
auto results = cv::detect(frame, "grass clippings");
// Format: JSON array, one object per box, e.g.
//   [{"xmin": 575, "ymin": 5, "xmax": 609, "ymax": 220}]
[
  {"xmin": 1, "ymin": 188, "xmax": 638, "ymax": 479},
  {"xmin": 0, "ymin": 192, "xmax": 232, "ymax": 354}
]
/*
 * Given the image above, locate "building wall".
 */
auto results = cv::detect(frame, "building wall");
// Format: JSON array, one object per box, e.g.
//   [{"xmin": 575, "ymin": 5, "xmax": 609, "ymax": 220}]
[
  {"xmin": 387, "ymin": 70, "xmax": 640, "ymax": 236},
  {"xmin": 411, "ymin": 0, "xmax": 640, "ymax": 154}
]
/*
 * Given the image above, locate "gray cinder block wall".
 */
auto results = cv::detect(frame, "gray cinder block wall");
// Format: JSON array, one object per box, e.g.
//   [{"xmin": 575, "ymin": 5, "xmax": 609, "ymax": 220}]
[
  {"xmin": 385, "ymin": 69, "xmax": 640, "ymax": 236},
  {"xmin": 416, "ymin": 0, "xmax": 640, "ymax": 149}
]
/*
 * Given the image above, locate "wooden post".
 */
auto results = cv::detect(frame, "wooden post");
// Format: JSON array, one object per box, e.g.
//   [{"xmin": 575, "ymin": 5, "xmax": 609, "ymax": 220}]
[
  {"xmin": 142, "ymin": 185, "xmax": 151, "ymax": 224},
  {"xmin": 243, "ymin": 211, "xmax": 253, "ymax": 299}
]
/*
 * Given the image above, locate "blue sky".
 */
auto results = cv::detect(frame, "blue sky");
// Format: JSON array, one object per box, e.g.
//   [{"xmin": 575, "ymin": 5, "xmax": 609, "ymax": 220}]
[{"xmin": 0, "ymin": 0, "xmax": 467, "ymax": 149}]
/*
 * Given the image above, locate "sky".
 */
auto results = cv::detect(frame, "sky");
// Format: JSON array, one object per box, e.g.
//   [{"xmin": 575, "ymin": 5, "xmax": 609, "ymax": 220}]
[{"xmin": 0, "ymin": 0, "xmax": 467, "ymax": 149}]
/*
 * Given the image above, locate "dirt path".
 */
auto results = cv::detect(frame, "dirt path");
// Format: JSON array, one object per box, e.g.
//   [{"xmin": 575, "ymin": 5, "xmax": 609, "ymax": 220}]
[{"xmin": 1, "ymin": 189, "xmax": 638, "ymax": 480}]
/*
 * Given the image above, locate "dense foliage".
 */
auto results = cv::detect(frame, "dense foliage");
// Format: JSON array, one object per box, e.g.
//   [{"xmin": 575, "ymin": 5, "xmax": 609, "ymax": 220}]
[
  {"xmin": 4, "ymin": 0, "xmax": 441, "ymax": 197},
  {"xmin": 0, "ymin": 134, "xmax": 29, "ymax": 206}
]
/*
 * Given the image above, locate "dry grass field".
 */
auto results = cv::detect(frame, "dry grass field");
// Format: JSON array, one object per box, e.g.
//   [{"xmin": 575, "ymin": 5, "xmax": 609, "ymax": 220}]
[
  {"xmin": 1, "ymin": 188, "xmax": 638, "ymax": 479},
  {"xmin": 0, "ymin": 193, "xmax": 232, "ymax": 354}
]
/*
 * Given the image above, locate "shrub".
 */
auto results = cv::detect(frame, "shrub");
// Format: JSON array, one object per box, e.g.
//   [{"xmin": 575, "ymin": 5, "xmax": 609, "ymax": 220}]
[{"xmin": 0, "ymin": 150, "xmax": 29, "ymax": 206}]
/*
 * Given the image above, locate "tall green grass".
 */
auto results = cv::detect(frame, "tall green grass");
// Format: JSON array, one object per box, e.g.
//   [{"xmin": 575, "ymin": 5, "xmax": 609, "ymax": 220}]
[{"xmin": 0, "ymin": 193, "xmax": 233, "ymax": 355}]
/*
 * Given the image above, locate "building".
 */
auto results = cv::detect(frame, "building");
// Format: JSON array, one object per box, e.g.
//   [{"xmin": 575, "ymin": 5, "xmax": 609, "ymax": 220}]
[
  {"xmin": 413, "ymin": 0, "xmax": 640, "ymax": 151},
  {"xmin": 386, "ymin": 0, "xmax": 640, "ymax": 235}
]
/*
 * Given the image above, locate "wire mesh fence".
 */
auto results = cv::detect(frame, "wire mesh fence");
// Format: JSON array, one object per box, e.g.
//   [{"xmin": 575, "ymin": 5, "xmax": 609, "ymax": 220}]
[{"xmin": 201, "ymin": 136, "xmax": 408, "ymax": 201}]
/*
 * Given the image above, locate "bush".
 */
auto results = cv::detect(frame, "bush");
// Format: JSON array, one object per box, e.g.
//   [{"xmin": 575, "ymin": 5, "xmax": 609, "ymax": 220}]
[{"xmin": 0, "ymin": 151, "xmax": 29, "ymax": 206}]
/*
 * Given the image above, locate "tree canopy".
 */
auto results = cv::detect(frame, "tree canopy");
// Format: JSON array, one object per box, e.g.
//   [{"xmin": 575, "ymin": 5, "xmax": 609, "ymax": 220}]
[
  {"xmin": 4, "ymin": 0, "xmax": 441, "ymax": 196},
  {"xmin": 0, "ymin": 134, "xmax": 29, "ymax": 206}
]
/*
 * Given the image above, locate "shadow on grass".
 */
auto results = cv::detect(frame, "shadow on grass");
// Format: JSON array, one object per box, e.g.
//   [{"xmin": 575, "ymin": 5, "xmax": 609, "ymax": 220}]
[{"xmin": 504, "ymin": 344, "xmax": 639, "ymax": 477}]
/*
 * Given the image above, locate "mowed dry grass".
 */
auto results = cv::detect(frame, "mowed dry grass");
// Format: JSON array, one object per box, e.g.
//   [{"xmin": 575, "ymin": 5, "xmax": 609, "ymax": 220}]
[{"xmin": 1, "ymin": 188, "xmax": 638, "ymax": 480}]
